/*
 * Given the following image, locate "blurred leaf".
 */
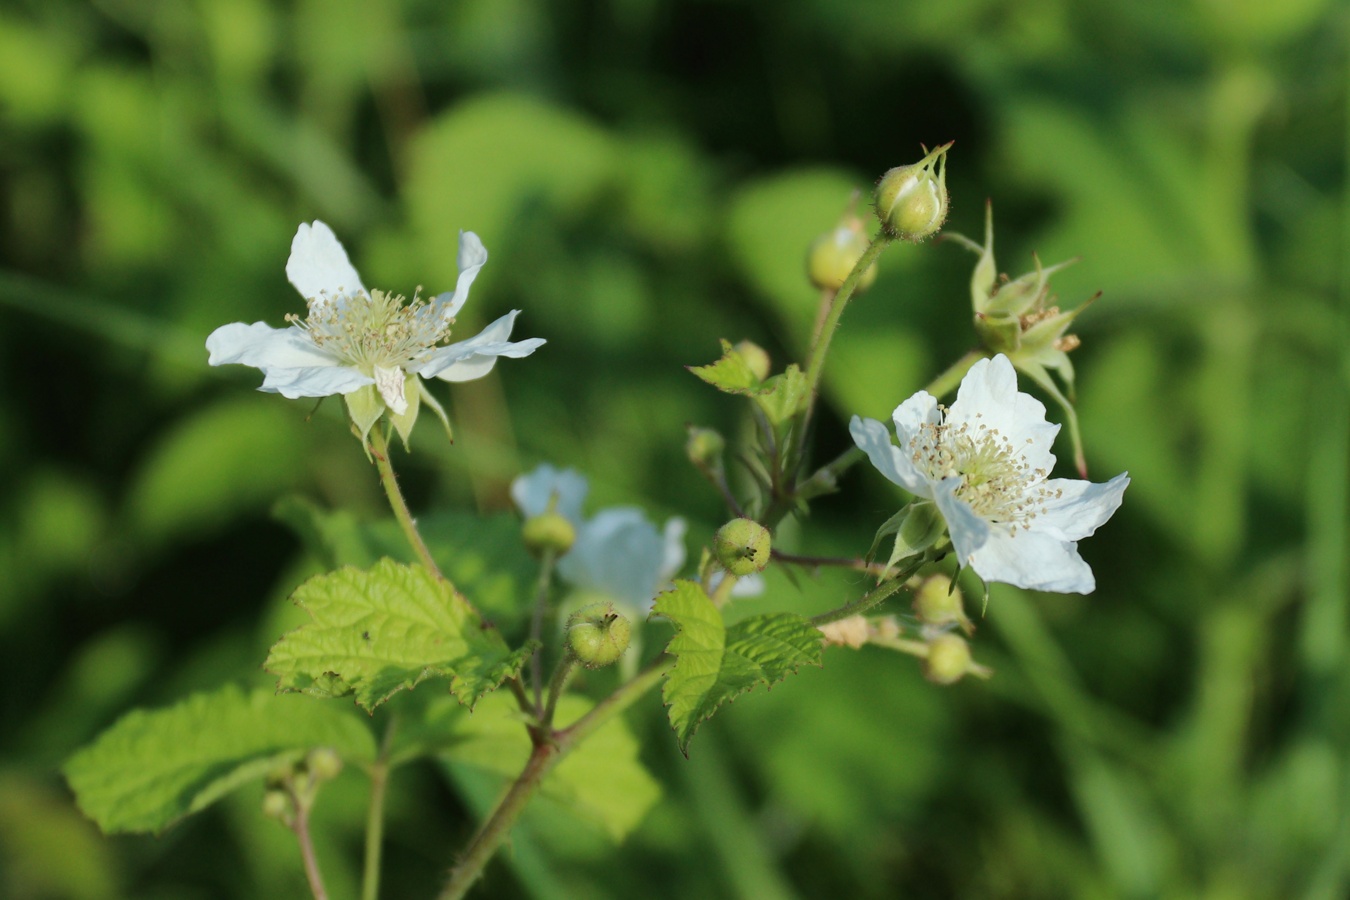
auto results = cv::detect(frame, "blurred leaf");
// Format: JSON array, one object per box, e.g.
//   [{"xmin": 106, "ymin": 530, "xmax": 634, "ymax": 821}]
[
  {"xmin": 265, "ymin": 559, "xmax": 534, "ymax": 711},
  {"xmin": 64, "ymin": 685, "xmax": 375, "ymax": 834},
  {"xmin": 690, "ymin": 338, "xmax": 763, "ymax": 393},
  {"xmin": 127, "ymin": 398, "xmax": 310, "ymax": 543},
  {"xmin": 654, "ymin": 580, "xmax": 823, "ymax": 755},
  {"xmin": 429, "ymin": 691, "xmax": 661, "ymax": 844},
  {"xmin": 405, "ymin": 92, "xmax": 616, "ymax": 286},
  {"xmin": 0, "ymin": 771, "xmax": 120, "ymax": 899}
]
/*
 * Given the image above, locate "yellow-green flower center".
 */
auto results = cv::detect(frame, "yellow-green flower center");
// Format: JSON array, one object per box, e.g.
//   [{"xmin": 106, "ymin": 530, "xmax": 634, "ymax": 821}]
[
  {"xmin": 287, "ymin": 289, "xmax": 452, "ymax": 374},
  {"xmin": 908, "ymin": 407, "xmax": 1062, "ymax": 534}
]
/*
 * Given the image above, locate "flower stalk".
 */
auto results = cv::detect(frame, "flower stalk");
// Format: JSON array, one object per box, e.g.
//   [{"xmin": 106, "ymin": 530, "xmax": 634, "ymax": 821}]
[{"xmin": 368, "ymin": 428, "xmax": 445, "ymax": 582}]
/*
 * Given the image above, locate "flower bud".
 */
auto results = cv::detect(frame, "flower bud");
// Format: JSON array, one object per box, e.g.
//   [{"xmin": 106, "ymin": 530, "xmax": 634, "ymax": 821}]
[
  {"xmin": 306, "ymin": 747, "xmax": 343, "ymax": 781},
  {"xmin": 713, "ymin": 518, "xmax": 771, "ymax": 576},
  {"xmin": 912, "ymin": 574, "xmax": 973, "ymax": 635},
  {"xmin": 567, "ymin": 602, "xmax": 632, "ymax": 668},
  {"xmin": 874, "ymin": 142, "xmax": 952, "ymax": 242},
  {"xmin": 807, "ymin": 206, "xmax": 877, "ymax": 292},
  {"xmin": 522, "ymin": 511, "xmax": 576, "ymax": 556},
  {"xmin": 686, "ymin": 426, "xmax": 726, "ymax": 468},
  {"xmin": 262, "ymin": 789, "xmax": 293, "ymax": 822},
  {"xmin": 923, "ymin": 633, "xmax": 974, "ymax": 685},
  {"xmin": 732, "ymin": 340, "xmax": 771, "ymax": 382}
]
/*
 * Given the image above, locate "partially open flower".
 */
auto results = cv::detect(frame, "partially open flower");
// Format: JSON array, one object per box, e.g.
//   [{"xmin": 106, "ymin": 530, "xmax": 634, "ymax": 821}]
[{"xmin": 206, "ymin": 221, "xmax": 545, "ymax": 445}]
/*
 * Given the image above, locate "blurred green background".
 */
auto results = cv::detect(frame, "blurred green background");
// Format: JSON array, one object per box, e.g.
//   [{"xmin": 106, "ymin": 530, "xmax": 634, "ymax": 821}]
[{"xmin": 1, "ymin": 0, "xmax": 1348, "ymax": 897}]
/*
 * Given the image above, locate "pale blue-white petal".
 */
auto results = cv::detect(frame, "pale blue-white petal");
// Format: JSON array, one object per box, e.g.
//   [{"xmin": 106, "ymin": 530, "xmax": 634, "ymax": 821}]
[
  {"xmin": 658, "ymin": 518, "xmax": 688, "ymax": 584},
  {"xmin": 706, "ymin": 571, "xmax": 766, "ymax": 597},
  {"xmin": 850, "ymin": 415, "xmax": 933, "ymax": 498},
  {"xmin": 510, "ymin": 464, "xmax": 589, "ymax": 525},
  {"xmin": 947, "ymin": 354, "xmax": 1058, "ymax": 474},
  {"xmin": 207, "ymin": 321, "xmax": 339, "ymax": 369},
  {"xmin": 932, "ymin": 477, "xmax": 992, "ymax": 567},
  {"xmin": 258, "ymin": 364, "xmax": 374, "ymax": 399},
  {"xmin": 963, "ymin": 526, "xmax": 1096, "ymax": 593},
  {"xmin": 558, "ymin": 507, "xmax": 667, "ymax": 610},
  {"xmin": 431, "ymin": 230, "xmax": 489, "ymax": 322},
  {"xmin": 1032, "ymin": 472, "xmax": 1129, "ymax": 542},
  {"xmin": 286, "ymin": 221, "xmax": 365, "ymax": 306},
  {"xmin": 410, "ymin": 310, "xmax": 546, "ymax": 382}
]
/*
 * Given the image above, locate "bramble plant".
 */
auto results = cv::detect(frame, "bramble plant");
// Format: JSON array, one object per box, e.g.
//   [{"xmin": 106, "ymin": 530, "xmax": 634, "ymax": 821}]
[{"xmin": 64, "ymin": 146, "xmax": 1128, "ymax": 899}]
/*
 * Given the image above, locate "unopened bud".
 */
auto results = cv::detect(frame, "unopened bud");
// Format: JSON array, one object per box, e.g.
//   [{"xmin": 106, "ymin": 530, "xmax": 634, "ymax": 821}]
[
  {"xmin": 875, "ymin": 142, "xmax": 952, "ymax": 242},
  {"xmin": 686, "ymin": 426, "xmax": 726, "ymax": 468},
  {"xmin": 567, "ymin": 603, "xmax": 632, "ymax": 668},
  {"xmin": 713, "ymin": 518, "xmax": 771, "ymax": 576},
  {"xmin": 923, "ymin": 634, "xmax": 974, "ymax": 685},
  {"xmin": 262, "ymin": 789, "xmax": 293, "ymax": 822},
  {"xmin": 912, "ymin": 574, "xmax": 973, "ymax": 634},
  {"xmin": 819, "ymin": 615, "xmax": 870, "ymax": 649},
  {"xmin": 732, "ymin": 340, "xmax": 771, "ymax": 382},
  {"xmin": 306, "ymin": 747, "xmax": 343, "ymax": 781},
  {"xmin": 522, "ymin": 511, "xmax": 576, "ymax": 556},
  {"xmin": 807, "ymin": 207, "xmax": 877, "ymax": 292}
]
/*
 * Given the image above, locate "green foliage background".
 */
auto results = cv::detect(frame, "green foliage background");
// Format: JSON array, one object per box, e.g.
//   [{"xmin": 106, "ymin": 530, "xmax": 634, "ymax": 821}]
[{"xmin": 1, "ymin": 0, "xmax": 1347, "ymax": 897}]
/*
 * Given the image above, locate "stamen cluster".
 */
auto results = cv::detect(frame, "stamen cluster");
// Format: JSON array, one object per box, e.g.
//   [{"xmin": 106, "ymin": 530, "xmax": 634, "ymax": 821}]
[{"xmin": 287, "ymin": 288, "xmax": 451, "ymax": 374}]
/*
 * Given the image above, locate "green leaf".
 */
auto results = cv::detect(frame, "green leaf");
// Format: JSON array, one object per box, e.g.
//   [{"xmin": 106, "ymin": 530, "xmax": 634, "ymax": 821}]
[
  {"xmin": 653, "ymin": 581, "xmax": 823, "ymax": 755},
  {"xmin": 265, "ymin": 559, "xmax": 534, "ymax": 712},
  {"xmin": 63, "ymin": 684, "xmax": 375, "ymax": 835},
  {"xmin": 689, "ymin": 338, "xmax": 761, "ymax": 393},
  {"xmin": 751, "ymin": 364, "xmax": 809, "ymax": 425}
]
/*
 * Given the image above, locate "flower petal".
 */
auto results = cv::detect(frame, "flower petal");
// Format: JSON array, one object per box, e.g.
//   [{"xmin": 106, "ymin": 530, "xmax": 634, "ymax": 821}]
[
  {"xmin": 431, "ymin": 230, "xmax": 489, "ymax": 323},
  {"xmin": 258, "ymin": 365, "xmax": 374, "ymax": 399},
  {"xmin": 964, "ymin": 526, "xmax": 1097, "ymax": 593},
  {"xmin": 510, "ymin": 464, "xmax": 589, "ymax": 525},
  {"xmin": 286, "ymin": 221, "xmax": 365, "ymax": 305},
  {"xmin": 374, "ymin": 365, "xmax": 408, "ymax": 415},
  {"xmin": 559, "ymin": 507, "xmax": 668, "ymax": 610},
  {"xmin": 206, "ymin": 322, "xmax": 338, "ymax": 369},
  {"xmin": 658, "ymin": 517, "xmax": 688, "ymax": 584},
  {"xmin": 1033, "ymin": 472, "xmax": 1129, "ymax": 542},
  {"xmin": 947, "ymin": 354, "xmax": 1058, "ymax": 474},
  {"xmin": 850, "ymin": 415, "xmax": 933, "ymax": 498},
  {"xmin": 410, "ymin": 310, "xmax": 546, "ymax": 382},
  {"xmin": 932, "ymin": 477, "xmax": 993, "ymax": 566}
]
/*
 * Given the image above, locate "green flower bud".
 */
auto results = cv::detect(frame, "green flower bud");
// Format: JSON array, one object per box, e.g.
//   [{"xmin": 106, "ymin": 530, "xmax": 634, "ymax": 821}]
[
  {"xmin": 567, "ymin": 603, "xmax": 632, "ymax": 668},
  {"xmin": 306, "ymin": 747, "xmax": 343, "ymax": 781},
  {"xmin": 923, "ymin": 633, "xmax": 974, "ymax": 685},
  {"xmin": 262, "ymin": 789, "xmax": 293, "ymax": 822},
  {"xmin": 874, "ymin": 142, "xmax": 952, "ymax": 242},
  {"xmin": 713, "ymin": 518, "xmax": 771, "ymax": 576},
  {"xmin": 732, "ymin": 340, "xmax": 772, "ymax": 382},
  {"xmin": 807, "ymin": 207, "xmax": 877, "ymax": 292},
  {"xmin": 522, "ymin": 511, "xmax": 576, "ymax": 556},
  {"xmin": 912, "ymin": 574, "xmax": 973, "ymax": 635},
  {"xmin": 686, "ymin": 426, "xmax": 726, "ymax": 468}
]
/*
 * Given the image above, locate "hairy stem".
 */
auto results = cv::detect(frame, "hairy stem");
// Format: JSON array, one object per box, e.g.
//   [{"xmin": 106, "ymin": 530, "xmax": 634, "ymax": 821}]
[
  {"xmin": 362, "ymin": 718, "xmax": 398, "ymax": 900},
  {"xmin": 368, "ymin": 428, "xmax": 444, "ymax": 581},
  {"xmin": 809, "ymin": 568, "xmax": 914, "ymax": 627}
]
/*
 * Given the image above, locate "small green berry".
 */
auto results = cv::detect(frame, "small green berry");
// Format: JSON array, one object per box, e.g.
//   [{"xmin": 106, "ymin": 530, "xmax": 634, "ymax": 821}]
[
  {"xmin": 686, "ymin": 426, "xmax": 726, "ymax": 467},
  {"xmin": 912, "ymin": 574, "xmax": 973, "ymax": 634},
  {"xmin": 713, "ymin": 518, "xmax": 771, "ymax": 576},
  {"xmin": 923, "ymin": 633, "xmax": 973, "ymax": 685},
  {"xmin": 522, "ymin": 511, "xmax": 576, "ymax": 556},
  {"xmin": 262, "ymin": 789, "xmax": 293, "ymax": 822},
  {"xmin": 306, "ymin": 747, "xmax": 343, "ymax": 781},
  {"xmin": 567, "ymin": 603, "xmax": 632, "ymax": 668},
  {"xmin": 807, "ymin": 210, "xmax": 876, "ymax": 292}
]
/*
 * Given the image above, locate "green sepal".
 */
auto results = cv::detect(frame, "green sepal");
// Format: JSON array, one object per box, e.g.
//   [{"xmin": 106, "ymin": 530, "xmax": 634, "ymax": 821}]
[
  {"xmin": 866, "ymin": 500, "xmax": 945, "ymax": 576},
  {"xmin": 390, "ymin": 373, "xmax": 421, "ymax": 449},
  {"xmin": 344, "ymin": 384, "xmax": 386, "ymax": 448},
  {"xmin": 63, "ymin": 685, "xmax": 375, "ymax": 835},
  {"xmin": 417, "ymin": 381, "xmax": 455, "ymax": 444},
  {"xmin": 652, "ymin": 580, "xmax": 822, "ymax": 755},
  {"xmin": 265, "ymin": 559, "xmax": 533, "ymax": 712},
  {"xmin": 974, "ymin": 310, "xmax": 1022, "ymax": 354}
]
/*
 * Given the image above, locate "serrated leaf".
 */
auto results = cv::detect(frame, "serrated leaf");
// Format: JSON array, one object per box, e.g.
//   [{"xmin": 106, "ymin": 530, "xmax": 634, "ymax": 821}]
[
  {"xmin": 653, "ymin": 581, "xmax": 822, "ymax": 755},
  {"xmin": 751, "ymin": 364, "xmax": 809, "ymax": 425},
  {"xmin": 265, "ymin": 559, "xmax": 533, "ymax": 712},
  {"xmin": 689, "ymin": 338, "xmax": 761, "ymax": 393},
  {"xmin": 63, "ymin": 684, "xmax": 374, "ymax": 835}
]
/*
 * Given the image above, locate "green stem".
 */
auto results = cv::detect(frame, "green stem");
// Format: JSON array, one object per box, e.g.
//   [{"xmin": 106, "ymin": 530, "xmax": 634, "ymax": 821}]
[
  {"xmin": 438, "ymin": 657, "xmax": 673, "ymax": 899},
  {"xmin": 368, "ymin": 428, "xmax": 444, "ymax": 581},
  {"xmin": 802, "ymin": 234, "xmax": 894, "ymax": 412},
  {"xmin": 770, "ymin": 549, "xmax": 890, "ymax": 577},
  {"xmin": 923, "ymin": 349, "xmax": 986, "ymax": 399},
  {"xmin": 294, "ymin": 802, "xmax": 329, "ymax": 900},
  {"xmin": 541, "ymin": 652, "xmax": 577, "ymax": 729},
  {"xmin": 528, "ymin": 550, "xmax": 558, "ymax": 713},
  {"xmin": 361, "ymin": 717, "xmax": 397, "ymax": 900},
  {"xmin": 809, "ymin": 566, "xmax": 916, "ymax": 627}
]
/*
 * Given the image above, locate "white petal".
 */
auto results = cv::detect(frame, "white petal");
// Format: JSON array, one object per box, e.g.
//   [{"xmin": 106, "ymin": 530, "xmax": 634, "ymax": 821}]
[
  {"xmin": 206, "ymin": 321, "xmax": 338, "ymax": 369},
  {"xmin": 410, "ymin": 310, "xmax": 546, "ymax": 382},
  {"xmin": 658, "ymin": 518, "xmax": 688, "ymax": 583},
  {"xmin": 707, "ymin": 570, "xmax": 766, "ymax": 597},
  {"xmin": 932, "ymin": 477, "xmax": 993, "ymax": 567},
  {"xmin": 849, "ymin": 415, "xmax": 933, "ymax": 498},
  {"xmin": 948, "ymin": 354, "xmax": 1058, "ymax": 473},
  {"xmin": 1032, "ymin": 472, "xmax": 1129, "ymax": 542},
  {"xmin": 964, "ymin": 526, "xmax": 1097, "ymax": 593},
  {"xmin": 286, "ymin": 221, "xmax": 365, "ymax": 305},
  {"xmin": 374, "ymin": 365, "xmax": 407, "ymax": 415},
  {"xmin": 431, "ymin": 230, "xmax": 489, "ymax": 322},
  {"xmin": 558, "ymin": 507, "xmax": 666, "ymax": 609},
  {"xmin": 257, "ymin": 365, "xmax": 374, "ymax": 399},
  {"xmin": 510, "ymin": 464, "xmax": 589, "ymax": 524}
]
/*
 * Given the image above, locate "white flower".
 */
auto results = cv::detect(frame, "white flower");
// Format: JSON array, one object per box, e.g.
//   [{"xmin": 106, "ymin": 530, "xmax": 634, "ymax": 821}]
[
  {"xmin": 850, "ymin": 354, "xmax": 1128, "ymax": 593},
  {"xmin": 206, "ymin": 221, "xmax": 544, "ymax": 419}
]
